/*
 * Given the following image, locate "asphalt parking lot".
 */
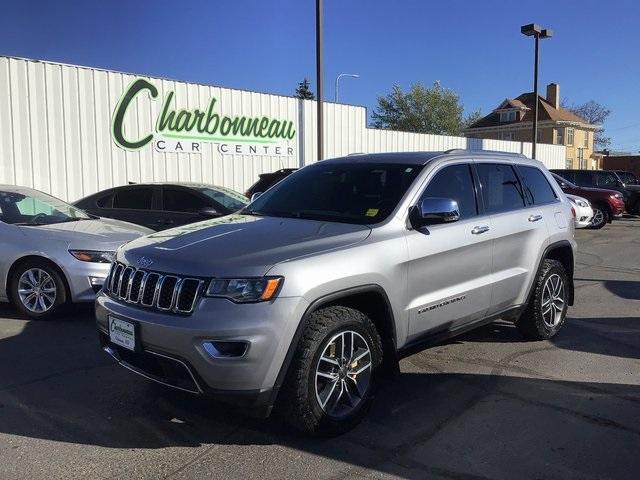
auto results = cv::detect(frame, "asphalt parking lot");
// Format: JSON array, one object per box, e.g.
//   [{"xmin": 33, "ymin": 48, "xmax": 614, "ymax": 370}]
[{"xmin": 1, "ymin": 218, "xmax": 639, "ymax": 480}]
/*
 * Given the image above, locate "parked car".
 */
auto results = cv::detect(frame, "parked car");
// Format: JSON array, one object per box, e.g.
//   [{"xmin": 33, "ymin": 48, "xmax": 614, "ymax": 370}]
[
  {"xmin": 565, "ymin": 194, "xmax": 593, "ymax": 229},
  {"xmin": 550, "ymin": 169, "xmax": 640, "ymax": 215},
  {"xmin": 550, "ymin": 173, "xmax": 624, "ymax": 229},
  {"xmin": 96, "ymin": 150, "xmax": 576, "ymax": 435},
  {"xmin": 74, "ymin": 183, "xmax": 248, "ymax": 231},
  {"xmin": 0, "ymin": 185, "xmax": 151, "ymax": 319},
  {"xmin": 245, "ymin": 168, "xmax": 297, "ymax": 199},
  {"xmin": 611, "ymin": 170, "xmax": 639, "ymax": 186}
]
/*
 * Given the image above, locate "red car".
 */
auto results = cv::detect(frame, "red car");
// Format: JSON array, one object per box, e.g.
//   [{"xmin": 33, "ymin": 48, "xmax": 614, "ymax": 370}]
[{"xmin": 551, "ymin": 173, "xmax": 625, "ymax": 229}]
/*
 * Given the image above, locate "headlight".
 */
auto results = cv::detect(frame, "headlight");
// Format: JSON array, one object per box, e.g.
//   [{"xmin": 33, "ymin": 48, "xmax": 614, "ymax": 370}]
[
  {"xmin": 576, "ymin": 199, "xmax": 588, "ymax": 207},
  {"xmin": 69, "ymin": 250, "xmax": 115, "ymax": 263},
  {"xmin": 205, "ymin": 277, "xmax": 282, "ymax": 303},
  {"xmin": 611, "ymin": 193, "xmax": 623, "ymax": 200}
]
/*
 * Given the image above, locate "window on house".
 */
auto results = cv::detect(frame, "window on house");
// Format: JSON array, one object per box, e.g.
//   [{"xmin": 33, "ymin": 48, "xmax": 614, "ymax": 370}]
[
  {"xmin": 537, "ymin": 129, "xmax": 543, "ymax": 142},
  {"xmin": 566, "ymin": 128, "xmax": 575, "ymax": 146},
  {"xmin": 584, "ymin": 131, "xmax": 589, "ymax": 147},
  {"xmin": 499, "ymin": 111, "xmax": 517, "ymax": 122},
  {"xmin": 500, "ymin": 131, "xmax": 514, "ymax": 141},
  {"xmin": 555, "ymin": 128, "xmax": 564, "ymax": 145},
  {"xmin": 565, "ymin": 158, "xmax": 573, "ymax": 169},
  {"xmin": 578, "ymin": 149, "xmax": 587, "ymax": 169}
]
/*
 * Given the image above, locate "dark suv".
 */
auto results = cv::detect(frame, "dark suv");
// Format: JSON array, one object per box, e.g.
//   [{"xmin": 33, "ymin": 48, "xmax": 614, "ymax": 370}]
[
  {"xmin": 551, "ymin": 169, "xmax": 640, "ymax": 214},
  {"xmin": 74, "ymin": 183, "xmax": 248, "ymax": 231},
  {"xmin": 550, "ymin": 173, "xmax": 624, "ymax": 228}
]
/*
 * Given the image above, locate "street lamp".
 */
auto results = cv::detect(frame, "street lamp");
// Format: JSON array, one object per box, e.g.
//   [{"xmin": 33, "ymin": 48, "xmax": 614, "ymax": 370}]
[
  {"xmin": 521, "ymin": 23, "xmax": 553, "ymax": 160},
  {"xmin": 335, "ymin": 73, "xmax": 359, "ymax": 102}
]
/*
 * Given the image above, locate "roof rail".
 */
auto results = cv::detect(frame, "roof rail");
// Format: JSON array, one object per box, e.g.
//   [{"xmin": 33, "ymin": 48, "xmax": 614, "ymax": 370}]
[{"xmin": 444, "ymin": 148, "xmax": 528, "ymax": 158}]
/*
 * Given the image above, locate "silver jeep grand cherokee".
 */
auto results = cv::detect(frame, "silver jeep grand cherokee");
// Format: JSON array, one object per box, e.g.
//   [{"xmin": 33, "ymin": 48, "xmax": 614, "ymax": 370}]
[{"xmin": 96, "ymin": 150, "xmax": 576, "ymax": 435}]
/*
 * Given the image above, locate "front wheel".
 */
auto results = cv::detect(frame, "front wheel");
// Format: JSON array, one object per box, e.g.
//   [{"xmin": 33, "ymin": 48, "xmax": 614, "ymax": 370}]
[
  {"xmin": 279, "ymin": 306, "xmax": 383, "ymax": 435},
  {"xmin": 589, "ymin": 205, "xmax": 609, "ymax": 229},
  {"xmin": 8, "ymin": 259, "xmax": 68, "ymax": 320},
  {"xmin": 516, "ymin": 259, "xmax": 569, "ymax": 340}
]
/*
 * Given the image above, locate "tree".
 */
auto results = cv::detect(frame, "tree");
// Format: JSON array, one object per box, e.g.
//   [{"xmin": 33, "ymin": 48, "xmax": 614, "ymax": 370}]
[
  {"xmin": 371, "ymin": 82, "xmax": 478, "ymax": 136},
  {"xmin": 563, "ymin": 100, "xmax": 611, "ymax": 149},
  {"xmin": 295, "ymin": 78, "xmax": 315, "ymax": 100}
]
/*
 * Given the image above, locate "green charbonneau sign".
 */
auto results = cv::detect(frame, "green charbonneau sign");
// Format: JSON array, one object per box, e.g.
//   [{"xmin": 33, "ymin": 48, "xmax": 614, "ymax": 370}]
[{"xmin": 112, "ymin": 78, "xmax": 296, "ymax": 154}]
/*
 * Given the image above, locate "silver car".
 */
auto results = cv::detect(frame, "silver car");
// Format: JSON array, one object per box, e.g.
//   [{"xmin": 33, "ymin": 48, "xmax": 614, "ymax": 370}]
[
  {"xmin": 96, "ymin": 150, "xmax": 576, "ymax": 435},
  {"xmin": 0, "ymin": 185, "xmax": 151, "ymax": 319}
]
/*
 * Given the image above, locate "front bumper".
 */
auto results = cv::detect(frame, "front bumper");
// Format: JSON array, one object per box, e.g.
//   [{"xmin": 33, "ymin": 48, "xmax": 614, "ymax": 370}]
[
  {"xmin": 65, "ymin": 261, "xmax": 111, "ymax": 302},
  {"xmin": 95, "ymin": 292, "xmax": 309, "ymax": 408}
]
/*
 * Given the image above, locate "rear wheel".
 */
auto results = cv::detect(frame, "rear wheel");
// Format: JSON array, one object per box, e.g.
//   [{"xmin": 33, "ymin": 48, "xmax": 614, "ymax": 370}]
[
  {"xmin": 8, "ymin": 259, "xmax": 68, "ymax": 320},
  {"xmin": 589, "ymin": 205, "xmax": 609, "ymax": 229},
  {"xmin": 279, "ymin": 305, "xmax": 383, "ymax": 435},
  {"xmin": 516, "ymin": 259, "xmax": 569, "ymax": 340}
]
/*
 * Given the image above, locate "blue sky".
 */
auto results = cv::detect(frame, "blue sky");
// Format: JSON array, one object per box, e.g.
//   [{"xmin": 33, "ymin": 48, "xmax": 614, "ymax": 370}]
[{"xmin": 2, "ymin": 0, "xmax": 639, "ymax": 151}]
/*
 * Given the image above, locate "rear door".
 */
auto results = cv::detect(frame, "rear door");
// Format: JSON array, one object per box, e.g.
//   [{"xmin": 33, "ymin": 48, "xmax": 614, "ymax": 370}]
[
  {"xmin": 405, "ymin": 162, "xmax": 493, "ymax": 338},
  {"xmin": 475, "ymin": 162, "xmax": 549, "ymax": 315}
]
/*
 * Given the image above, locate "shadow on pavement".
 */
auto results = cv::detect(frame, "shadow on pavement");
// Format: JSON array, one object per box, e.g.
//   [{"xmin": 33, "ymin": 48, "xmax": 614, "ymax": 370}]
[
  {"xmin": 1, "ymin": 308, "xmax": 639, "ymax": 479},
  {"xmin": 575, "ymin": 277, "xmax": 640, "ymax": 300}
]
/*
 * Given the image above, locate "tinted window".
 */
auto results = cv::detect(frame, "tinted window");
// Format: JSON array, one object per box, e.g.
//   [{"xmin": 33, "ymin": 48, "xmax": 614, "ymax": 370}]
[
  {"xmin": 573, "ymin": 171, "xmax": 593, "ymax": 187},
  {"xmin": 246, "ymin": 162, "xmax": 424, "ymax": 225},
  {"xmin": 519, "ymin": 166, "xmax": 558, "ymax": 205},
  {"xmin": 96, "ymin": 194, "xmax": 113, "ymax": 208},
  {"xmin": 163, "ymin": 188, "xmax": 208, "ymax": 212},
  {"xmin": 421, "ymin": 164, "xmax": 477, "ymax": 219},
  {"xmin": 113, "ymin": 187, "xmax": 153, "ymax": 210},
  {"xmin": 476, "ymin": 163, "xmax": 526, "ymax": 214},
  {"xmin": 198, "ymin": 187, "xmax": 248, "ymax": 211},
  {"xmin": 595, "ymin": 172, "xmax": 619, "ymax": 188}
]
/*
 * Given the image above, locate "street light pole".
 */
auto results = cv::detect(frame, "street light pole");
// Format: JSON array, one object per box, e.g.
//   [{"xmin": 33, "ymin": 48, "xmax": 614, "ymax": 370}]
[
  {"xmin": 335, "ymin": 73, "xmax": 359, "ymax": 102},
  {"xmin": 521, "ymin": 23, "xmax": 553, "ymax": 160},
  {"xmin": 316, "ymin": 0, "xmax": 324, "ymax": 161}
]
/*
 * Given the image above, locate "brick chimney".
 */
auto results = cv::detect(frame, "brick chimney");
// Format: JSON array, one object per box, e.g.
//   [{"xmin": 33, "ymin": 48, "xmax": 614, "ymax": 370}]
[{"xmin": 546, "ymin": 83, "xmax": 560, "ymax": 109}]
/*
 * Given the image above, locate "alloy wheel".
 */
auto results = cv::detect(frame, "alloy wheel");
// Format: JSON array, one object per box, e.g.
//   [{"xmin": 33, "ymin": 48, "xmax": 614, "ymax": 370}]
[
  {"xmin": 18, "ymin": 268, "xmax": 57, "ymax": 313},
  {"xmin": 591, "ymin": 209, "xmax": 604, "ymax": 226},
  {"xmin": 315, "ymin": 330, "xmax": 372, "ymax": 417},
  {"xmin": 541, "ymin": 273, "xmax": 565, "ymax": 328}
]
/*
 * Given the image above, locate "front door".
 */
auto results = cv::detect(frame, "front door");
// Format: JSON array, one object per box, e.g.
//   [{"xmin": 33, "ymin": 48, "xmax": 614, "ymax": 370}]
[{"xmin": 406, "ymin": 163, "xmax": 493, "ymax": 339}]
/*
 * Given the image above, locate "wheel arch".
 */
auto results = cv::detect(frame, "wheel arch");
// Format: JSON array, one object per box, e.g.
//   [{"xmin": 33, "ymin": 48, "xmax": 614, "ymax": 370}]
[
  {"xmin": 536, "ymin": 241, "xmax": 575, "ymax": 306},
  {"xmin": 270, "ymin": 284, "xmax": 397, "ymax": 406}
]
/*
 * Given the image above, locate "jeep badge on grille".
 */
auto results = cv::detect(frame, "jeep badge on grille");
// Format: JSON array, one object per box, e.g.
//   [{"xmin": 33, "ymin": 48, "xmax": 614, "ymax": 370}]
[{"xmin": 136, "ymin": 256, "xmax": 154, "ymax": 269}]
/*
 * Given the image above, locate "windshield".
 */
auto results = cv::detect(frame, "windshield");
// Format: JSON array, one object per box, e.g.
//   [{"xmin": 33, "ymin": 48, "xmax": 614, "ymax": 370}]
[
  {"xmin": 0, "ymin": 188, "xmax": 90, "ymax": 226},
  {"xmin": 243, "ymin": 162, "xmax": 424, "ymax": 225},
  {"xmin": 197, "ymin": 186, "xmax": 248, "ymax": 211},
  {"xmin": 552, "ymin": 173, "xmax": 578, "ymax": 188},
  {"xmin": 617, "ymin": 172, "xmax": 638, "ymax": 185}
]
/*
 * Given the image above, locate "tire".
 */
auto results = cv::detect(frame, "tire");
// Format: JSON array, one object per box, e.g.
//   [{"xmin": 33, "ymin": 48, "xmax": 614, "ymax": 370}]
[
  {"xmin": 8, "ymin": 259, "xmax": 68, "ymax": 320},
  {"xmin": 589, "ymin": 205, "xmax": 609, "ymax": 229},
  {"xmin": 279, "ymin": 305, "xmax": 383, "ymax": 436},
  {"xmin": 516, "ymin": 259, "xmax": 569, "ymax": 340}
]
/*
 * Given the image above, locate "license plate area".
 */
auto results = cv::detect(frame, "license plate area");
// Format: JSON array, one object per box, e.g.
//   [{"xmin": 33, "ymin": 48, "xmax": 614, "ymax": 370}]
[{"xmin": 108, "ymin": 316, "xmax": 138, "ymax": 352}]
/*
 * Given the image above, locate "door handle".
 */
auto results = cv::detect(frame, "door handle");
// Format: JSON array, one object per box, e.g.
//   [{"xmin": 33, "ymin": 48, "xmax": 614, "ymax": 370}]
[
  {"xmin": 528, "ymin": 214, "xmax": 543, "ymax": 222},
  {"xmin": 471, "ymin": 226, "xmax": 490, "ymax": 235}
]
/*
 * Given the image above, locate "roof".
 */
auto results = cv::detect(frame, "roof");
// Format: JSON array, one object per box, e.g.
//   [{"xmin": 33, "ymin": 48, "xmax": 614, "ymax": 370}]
[
  {"xmin": 325, "ymin": 150, "xmax": 528, "ymax": 166},
  {"xmin": 468, "ymin": 92, "xmax": 589, "ymax": 129}
]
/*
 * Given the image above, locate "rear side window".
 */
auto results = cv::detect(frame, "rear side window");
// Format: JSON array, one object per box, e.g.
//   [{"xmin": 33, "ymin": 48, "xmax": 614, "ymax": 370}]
[
  {"xmin": 421, "ymin": 164, "xmax": 478, "ymax": 219},
  {"xmin": 476, "ymin": 163, "xmax": 526, "ymax": 214},
  {"xmin": 163, "ymin": 188, "xmax": 208, "ymax": 212},
  {"xmin": 518, "ymin": 166, "xmax": 558, "ymax": 205},
  {"xmin": 113, "ymin": 187, "xmax": 153, "ymax": 210}
]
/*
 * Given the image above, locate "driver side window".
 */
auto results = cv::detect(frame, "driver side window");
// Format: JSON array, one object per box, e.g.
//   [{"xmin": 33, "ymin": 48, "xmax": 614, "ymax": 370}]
[
  {"xmin": 420, "ymin": 164, "xmax": 478, "ymax": 220},
  {"xmin": 16, "ymin": 197, "xmax": 54, "ymax": 216}
]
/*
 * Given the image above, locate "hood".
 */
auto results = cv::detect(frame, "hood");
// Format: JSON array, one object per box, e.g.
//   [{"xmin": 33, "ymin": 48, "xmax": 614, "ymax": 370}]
[
  {"xmin": 624, "ymin": 184, "xmax": 640, "ymax": 192},
  {"xmin": 19, "ymin": 218, "xmax": 152, "ymax": 250},
  {"xmin": 118, "ymin": 214, "xmax": 372, "ymax": 277}
]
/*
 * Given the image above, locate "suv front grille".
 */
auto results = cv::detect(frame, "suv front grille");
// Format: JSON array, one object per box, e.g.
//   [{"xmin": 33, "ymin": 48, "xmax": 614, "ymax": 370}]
[{"xmin": 105, "ymin": 262, "xmax": 204, "ymax": 314}]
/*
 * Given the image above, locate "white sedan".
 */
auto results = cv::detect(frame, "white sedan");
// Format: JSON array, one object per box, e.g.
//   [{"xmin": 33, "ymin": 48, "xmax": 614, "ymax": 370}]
[{"xmin": 566, "ymin": 194, "xmax": 594, "ymax": 229}]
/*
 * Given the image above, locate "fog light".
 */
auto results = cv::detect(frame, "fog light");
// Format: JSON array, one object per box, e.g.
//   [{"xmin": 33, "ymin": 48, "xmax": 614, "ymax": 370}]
[
  {"xmin": 203, "ymin": 341, "xmax": 249, "ymax": 358},
  {"xmin": 89, "ymin": 276, "xmax": 106, "ymax": 293}
]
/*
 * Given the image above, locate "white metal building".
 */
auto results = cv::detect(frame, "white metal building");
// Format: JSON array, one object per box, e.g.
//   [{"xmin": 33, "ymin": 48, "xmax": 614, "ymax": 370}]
[{"xmin": 0, "ymin": 55, "xmax": 566, "ymax": 202}]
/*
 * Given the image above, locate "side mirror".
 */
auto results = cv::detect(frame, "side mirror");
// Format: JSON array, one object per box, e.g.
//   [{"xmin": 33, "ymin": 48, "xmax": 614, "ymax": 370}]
[
  {"xmin": 199, "ymin": 207, "xmax": 219, "ymax": 217},
  {"xmin": 410, "ymin": 197, "xmax": 460, "ymax": 228},
  {"xmin": 250, "ymin": 192, "xmax": 263, "ymax": 202}
]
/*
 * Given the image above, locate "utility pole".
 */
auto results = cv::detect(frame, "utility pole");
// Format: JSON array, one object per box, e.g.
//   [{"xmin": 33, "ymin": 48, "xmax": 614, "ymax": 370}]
[{"xmin": 316, "ymin": 0, "xmax": 324, "ymax": 160}]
